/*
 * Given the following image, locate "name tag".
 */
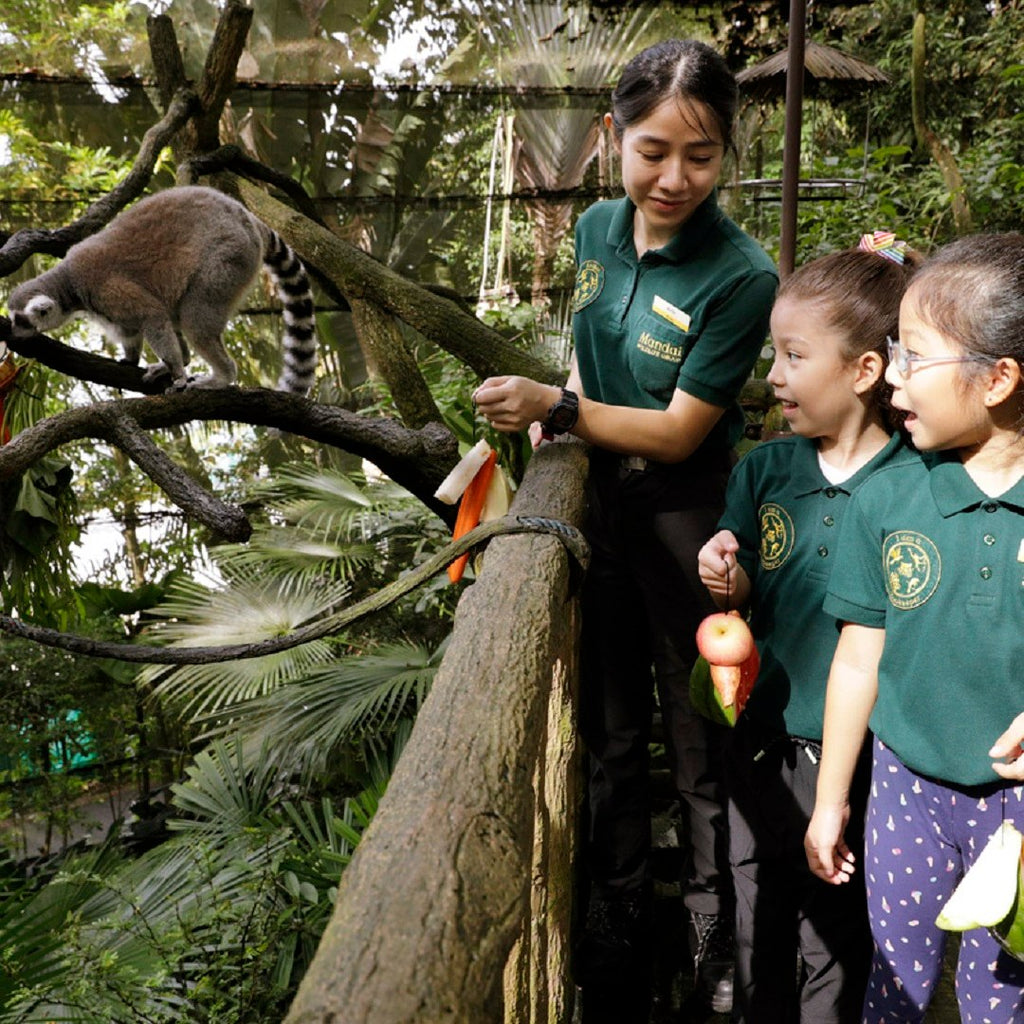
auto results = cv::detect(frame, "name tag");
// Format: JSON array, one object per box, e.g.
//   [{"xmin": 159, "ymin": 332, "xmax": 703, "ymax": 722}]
[{"xmin": 652, "ymin": 294, "xmax": 690, "ymax": 332}]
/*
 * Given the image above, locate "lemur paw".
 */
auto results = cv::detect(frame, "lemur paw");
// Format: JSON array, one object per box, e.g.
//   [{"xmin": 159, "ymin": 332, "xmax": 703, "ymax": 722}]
[
  {"xmin": 183, "ymin": 374, "xmax": 237, "ymax": 390},
  {"xmin": 142, "ymin": 363, "xmax": 174, "ymax": 383}
]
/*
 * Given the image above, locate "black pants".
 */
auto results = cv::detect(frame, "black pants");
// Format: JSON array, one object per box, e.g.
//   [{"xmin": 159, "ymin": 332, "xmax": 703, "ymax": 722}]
[
  {"xmin": 726, "ymin": 716, "xmax": 872, "ymax": 1024},
  {"xmin": 579, "ymin": 451, "xmax": 733, "ymax": 918}
]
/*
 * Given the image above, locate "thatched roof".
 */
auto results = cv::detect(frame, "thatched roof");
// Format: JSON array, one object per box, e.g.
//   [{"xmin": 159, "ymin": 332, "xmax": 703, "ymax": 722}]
[{"xmin": 737, "ymin": 40, "xmax": 888, "ymax": 100}]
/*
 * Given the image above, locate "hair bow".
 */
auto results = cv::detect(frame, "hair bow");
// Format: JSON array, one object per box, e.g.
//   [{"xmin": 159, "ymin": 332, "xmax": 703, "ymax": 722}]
[{"xmin": 858, "ymin": 230, "xmax": 908, "ymax": 264}]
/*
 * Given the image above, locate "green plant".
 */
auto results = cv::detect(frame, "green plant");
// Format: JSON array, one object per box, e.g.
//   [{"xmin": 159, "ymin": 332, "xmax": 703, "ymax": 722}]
[{"xmin": 0, "ymin": 735, "xmax": 395, "ymax": 1023}]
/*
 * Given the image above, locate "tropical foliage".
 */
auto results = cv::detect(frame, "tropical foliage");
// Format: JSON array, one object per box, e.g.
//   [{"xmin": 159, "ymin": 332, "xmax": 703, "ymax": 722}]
[
  {"xmin": 1, "ymin": 0, "xmax": 1023, "ymax": 1017},
  {"xmin": 0, "ymin": 735, "xmax": 393, "ymax": 1023}
]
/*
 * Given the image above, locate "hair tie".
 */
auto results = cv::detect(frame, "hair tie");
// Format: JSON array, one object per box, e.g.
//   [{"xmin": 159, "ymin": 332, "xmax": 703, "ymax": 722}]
[{"xmin": 858, "ymin": 230, "xmax": 907, "ymax": 264}]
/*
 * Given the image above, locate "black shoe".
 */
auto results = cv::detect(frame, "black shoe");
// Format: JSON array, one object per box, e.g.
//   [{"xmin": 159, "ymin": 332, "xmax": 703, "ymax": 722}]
[
  {"xmin": 580, "ymin": 978, "xmax": 651, "ymax": 1024},
  {"xmin": 690, "ymin": 910, "xmax": 734, "ymax": 1015},
  {"xmin": 575, "ymin": 893, "xmax": 652, "ymax": 1023}
]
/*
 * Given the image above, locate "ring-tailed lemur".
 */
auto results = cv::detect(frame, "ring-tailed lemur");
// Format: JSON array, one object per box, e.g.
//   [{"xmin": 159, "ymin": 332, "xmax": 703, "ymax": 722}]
[{"xmin": 7, "ymin": 186, "xmax": 317, "ymax": 394}]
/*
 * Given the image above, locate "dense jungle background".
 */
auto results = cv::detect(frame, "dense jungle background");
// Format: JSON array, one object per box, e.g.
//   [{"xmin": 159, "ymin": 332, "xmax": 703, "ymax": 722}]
[{"xmin": 0, "ymin": 0, "xmax": 1021, "ymax": 1019}]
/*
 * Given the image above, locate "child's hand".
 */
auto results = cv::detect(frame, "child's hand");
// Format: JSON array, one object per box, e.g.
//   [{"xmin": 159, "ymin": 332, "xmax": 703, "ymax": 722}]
[
  {"xmin": 989, "ymin": 712, "xmax": 1024, "ymax": 780},
  {"xmin": 804, "ymin": 804, "xmax": 857, "ymax": 885},
  {"xmin": 698, "ymin": 530, "xmax": 741, "ymax": 599}
]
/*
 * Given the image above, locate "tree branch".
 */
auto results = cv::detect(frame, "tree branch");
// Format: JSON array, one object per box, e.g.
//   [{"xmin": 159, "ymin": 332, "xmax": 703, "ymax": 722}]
[
  {"xmin": 0, "ymin": 514, "xmax": 588, "ymax": 664},
  {"xmin": 1, "ymin": 318, "xmax": 170, "ymax": 394},
  {"xmin": 349, "ymin": 297, "xmax": 444, "ymax": 429},
  {"xmin": 181, "ymin": 145, "xmax": 327, "ymax": 227},
  {"xmin": 95, "ymin": 406, "xmax": 252, "ymax": 541},
  {"xmin": 0, "ymin": 384, "xmax": 460, "ymax": 520},
  {"xmin": 233, "ymin": 179, "xmax": 563, "ymax": 386},
  {"xmin": 147, "ymin": 13, "xmax": 188, "ymax": 112},
  {"xmin": 190, "ymin": 0, "xmax": 254, "ymax": 154},
  {"xmin": 0, "ymin": 88, "xmax": 200, "ymax": 277}
]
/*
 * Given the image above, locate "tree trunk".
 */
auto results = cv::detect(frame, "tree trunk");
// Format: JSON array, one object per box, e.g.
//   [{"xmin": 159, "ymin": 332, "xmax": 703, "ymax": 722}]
[
  {"xmin": 911, "ymin": 6, "xmax": 972, "ymax": 234},
  {"xmin": 349, "ymin": 297, "xmax": 445, "ymax": 429},
  {"xmin": 284, "ymin": 437, "xmax": 589, "ymax": 1024}
]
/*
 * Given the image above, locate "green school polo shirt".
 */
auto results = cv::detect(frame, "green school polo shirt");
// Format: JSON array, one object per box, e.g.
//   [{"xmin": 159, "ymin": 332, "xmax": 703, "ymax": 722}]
[
  {"xmin": 823, "ymin": 451, "xmax": 1024, "ymax": 786},
  {"xmin": 571, "ymin": 193, "xmax": 777, "ymax": 451},
  {"xmin": 719, "ymin": 433, "xmax": 912, "ymax": 741}
]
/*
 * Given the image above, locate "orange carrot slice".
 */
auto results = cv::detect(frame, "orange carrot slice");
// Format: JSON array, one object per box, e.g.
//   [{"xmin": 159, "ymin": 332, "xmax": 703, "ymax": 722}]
[{"xmin": 447, "ymin": 450, "xmax": 498, "ymax": 583}]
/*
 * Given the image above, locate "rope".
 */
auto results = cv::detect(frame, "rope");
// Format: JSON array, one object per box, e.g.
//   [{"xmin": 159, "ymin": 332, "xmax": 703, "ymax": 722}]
[{"xmin": 0, "ymin": 515, "xmax": 589, "ymax": 665}]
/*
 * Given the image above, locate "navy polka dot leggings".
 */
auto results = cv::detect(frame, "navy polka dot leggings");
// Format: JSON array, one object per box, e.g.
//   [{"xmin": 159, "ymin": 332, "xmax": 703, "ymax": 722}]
[{"xmin": 863, "ymin": 739, "xmax": 1024, "ymax": 1023}]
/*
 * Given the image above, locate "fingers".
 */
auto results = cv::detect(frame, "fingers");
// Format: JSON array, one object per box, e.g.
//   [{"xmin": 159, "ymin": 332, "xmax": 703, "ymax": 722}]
[
  {"xmin": 473, "ymin": 376, "xmax": 553, "ymax": 433},
  {"xmin": 989, "ymin": 712, "xmax": 1024, "ymax": 779},
  {"xmin": 805, "ymin": 841, "xmax": 855, "ymax": 885},
  {"xmin": 989, "ymin": 711, "xmax": 1024, "ymax": 758},
  {"xmin": 472, "ymin": 376, "xmax": 512, "ymax": 403},
  {"xmin": 697, "ymin": 530, "xmax": 740, "ymax": 593},
  {"xmin": 992, "ymin": 752, "xmax": 1024, "ymax": 780},
  {"xmin": 805, "ymin": 809, "xmax": 857, "ymax": 885}
]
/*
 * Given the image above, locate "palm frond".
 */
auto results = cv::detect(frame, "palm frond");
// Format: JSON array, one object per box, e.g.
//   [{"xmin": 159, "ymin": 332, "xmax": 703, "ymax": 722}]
[
  {"xmin": 168, "ymin": 739, "xmax": 278, "ymax": 833},
  {"xmin": 202, "ymin": 637, "xmax": 446, "ymax": 782},
  {"xmin": 220, "ymin": 465, "xmax": 433, "ymax": 592},
  {"xmin": 139, "ymin": 569, "xmax": 344, "ymax": 718}
]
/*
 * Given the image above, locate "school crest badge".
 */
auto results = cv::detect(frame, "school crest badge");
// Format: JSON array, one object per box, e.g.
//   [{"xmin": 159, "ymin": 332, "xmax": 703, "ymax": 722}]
[
  {"xmin": 573, "ymin": 259, "xmax": 604, "ymax": 312},
  {"xmin": 759, "ymin": 502, "xmax": 794, "ymax": 570},
  {"xmin": 883, "ymin": 531, "xmax": 941, "ymax": 609}
]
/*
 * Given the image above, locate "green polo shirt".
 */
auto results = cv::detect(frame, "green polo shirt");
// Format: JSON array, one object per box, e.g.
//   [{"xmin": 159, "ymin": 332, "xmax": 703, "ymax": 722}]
[
  {"xmin": 823, "ymin": 451, "xmax": 1024, "ymax": 785},
  {"xmin": 719, "ymin": 433, "xmax": 912, "ymax": 741},
  {"xmin": 571, "ymin": 193, "xmax": 777, "ymax": 451}
]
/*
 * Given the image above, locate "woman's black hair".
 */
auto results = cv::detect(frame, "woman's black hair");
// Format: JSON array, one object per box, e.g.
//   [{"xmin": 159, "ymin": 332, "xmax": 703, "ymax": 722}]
[{"xmin": 609, "ymin": 39, "xmax": 737, "ymax": 150}]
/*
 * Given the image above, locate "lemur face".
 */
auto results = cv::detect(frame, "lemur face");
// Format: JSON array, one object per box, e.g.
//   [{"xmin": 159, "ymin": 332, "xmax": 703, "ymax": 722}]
[{"xmin": 9, "ymin": 293, "xmax": 65, "ymax": 337}]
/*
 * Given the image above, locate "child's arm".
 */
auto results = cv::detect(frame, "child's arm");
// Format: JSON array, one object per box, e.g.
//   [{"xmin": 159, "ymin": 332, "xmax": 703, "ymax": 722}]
[
  {"xmin": 990, "ymin": 712, "xmax": 1024, "ymax": 780},
  {"xmin": 805, "ymin": 623, "xmax": 884, "ymax": 885},
  {"xmin": 697, "ymin": 529, "xmax": 752, "ymax": 610}
]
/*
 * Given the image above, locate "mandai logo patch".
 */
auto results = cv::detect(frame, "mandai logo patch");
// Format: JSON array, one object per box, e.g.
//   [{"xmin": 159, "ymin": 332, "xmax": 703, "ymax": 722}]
[
  {"xmin": 883, "ymin": 531, "xmax": 941, "ymax": 609},
  {"xmin": 759, "ymin": 502, "xmax": 794, "ymax": 570},
  {"xmin": 573, "ymin": 259, "xmax": 604, "ymax": 312}
]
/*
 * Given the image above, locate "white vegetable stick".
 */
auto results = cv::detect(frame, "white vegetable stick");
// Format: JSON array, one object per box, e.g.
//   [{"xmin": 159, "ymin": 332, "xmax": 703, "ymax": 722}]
[{"xmin": 434, "ymin": 439, "xmax": 493, "ymax": 504}]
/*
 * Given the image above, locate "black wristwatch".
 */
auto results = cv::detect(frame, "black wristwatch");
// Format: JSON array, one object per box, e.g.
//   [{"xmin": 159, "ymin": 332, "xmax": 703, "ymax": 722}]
[{"xmin": 541, "ymin": 387, "xmax": 579, "ymax": 441}]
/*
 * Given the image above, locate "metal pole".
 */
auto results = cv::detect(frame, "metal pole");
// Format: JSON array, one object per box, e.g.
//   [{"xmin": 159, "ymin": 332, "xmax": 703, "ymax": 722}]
[{"xmin": 779, "ymin": 0, "xmax": 807, "ymax": 279}]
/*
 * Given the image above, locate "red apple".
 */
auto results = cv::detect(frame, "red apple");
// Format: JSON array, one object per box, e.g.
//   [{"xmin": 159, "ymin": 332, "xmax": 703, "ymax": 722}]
[{"xmin": 695, "ymin": 610, "xmax": 755, "ymax": 667}]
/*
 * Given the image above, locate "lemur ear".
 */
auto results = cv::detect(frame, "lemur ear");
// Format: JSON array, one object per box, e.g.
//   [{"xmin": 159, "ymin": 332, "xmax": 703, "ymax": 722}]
[{"xmin": 25, "ymin": 295, "xmax": 56, "ymax": 322}]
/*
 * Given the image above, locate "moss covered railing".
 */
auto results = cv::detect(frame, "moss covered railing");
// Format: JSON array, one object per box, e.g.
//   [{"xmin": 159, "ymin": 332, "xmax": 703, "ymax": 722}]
[{"xmin": 284, "ymin": 436, "xmax": 590, "ymax": 1024}]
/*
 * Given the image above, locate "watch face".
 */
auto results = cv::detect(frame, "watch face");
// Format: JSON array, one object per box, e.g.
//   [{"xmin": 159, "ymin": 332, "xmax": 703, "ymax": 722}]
[{"xmin": 550, "ymin": 404, "xmax": 576, "ymax": 430}]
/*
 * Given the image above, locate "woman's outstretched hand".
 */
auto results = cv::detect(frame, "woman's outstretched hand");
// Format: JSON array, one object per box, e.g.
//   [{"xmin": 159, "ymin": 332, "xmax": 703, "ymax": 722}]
[{"xmin": 473, "ymin": 376, "xmax": 559, "ymax": 434}]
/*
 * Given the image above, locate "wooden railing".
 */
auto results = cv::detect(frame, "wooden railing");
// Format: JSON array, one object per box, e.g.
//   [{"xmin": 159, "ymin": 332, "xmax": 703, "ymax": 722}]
[{"xmin": 284, "ymin": 436, "xmax": 590, "ymax": 1024}]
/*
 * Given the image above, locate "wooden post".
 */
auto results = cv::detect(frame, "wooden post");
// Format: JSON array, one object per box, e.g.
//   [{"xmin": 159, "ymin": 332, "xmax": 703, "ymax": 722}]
[
  {"xmin": 284, "ymin": 438, "xmax": 589, "ymax": 1023},
  {"xmin": 779, "ymin": 0, "xmax": 807, "ymax": 279}
]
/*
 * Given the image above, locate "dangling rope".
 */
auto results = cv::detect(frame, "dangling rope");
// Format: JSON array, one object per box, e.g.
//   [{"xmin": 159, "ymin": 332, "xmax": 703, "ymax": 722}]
[{"xmin": 0, "ymin": 514, "xmax": 589, "ymax": 664}]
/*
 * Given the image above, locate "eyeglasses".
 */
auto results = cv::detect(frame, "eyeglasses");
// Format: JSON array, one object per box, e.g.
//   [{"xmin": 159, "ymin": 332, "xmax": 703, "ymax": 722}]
[{"xmin": 885, "ymin": 336, "xmax": 990, "ymax": 377}]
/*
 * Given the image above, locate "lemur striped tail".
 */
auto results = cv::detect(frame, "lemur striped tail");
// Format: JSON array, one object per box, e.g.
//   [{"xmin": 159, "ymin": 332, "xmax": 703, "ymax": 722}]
[{"xmin": 263, "ymin": 231, "xmax": 317, "ymax": 394}]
